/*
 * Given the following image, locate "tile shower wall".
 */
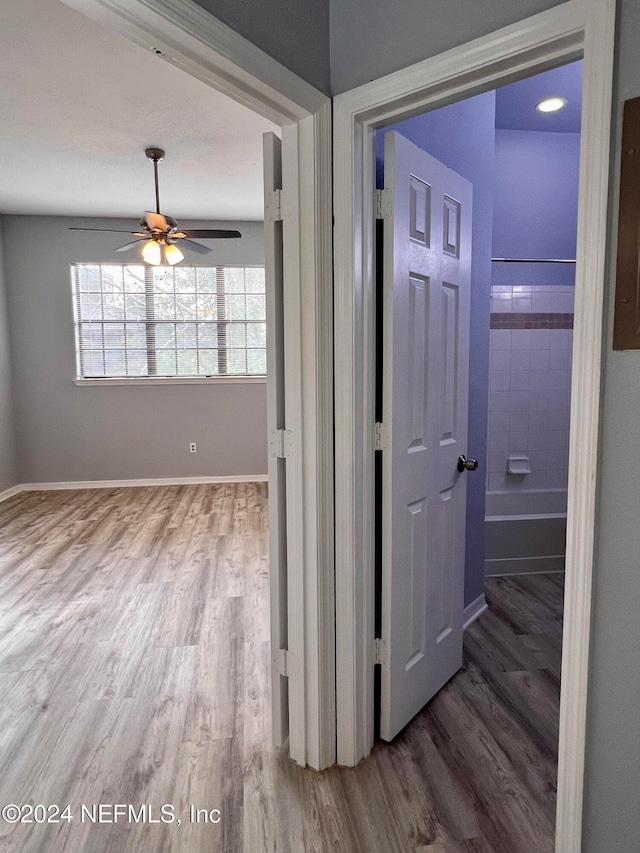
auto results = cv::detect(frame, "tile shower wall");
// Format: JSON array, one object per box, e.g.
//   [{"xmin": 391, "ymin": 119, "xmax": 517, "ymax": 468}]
[{"xmin": 487, "ymin": 284, "xmax": 574, "ymax": 492}]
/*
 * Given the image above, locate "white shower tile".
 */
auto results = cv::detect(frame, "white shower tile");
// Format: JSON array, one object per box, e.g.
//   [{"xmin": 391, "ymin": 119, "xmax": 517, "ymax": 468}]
[
  {"xmin": 512, "ymin": 296, "xmax": 532, "ymax": 313},
  {"xmin": 490, "ymin": 329, "xmax": 512, "ymax": 350},
  {"xmin": 525, "ymin": 472, "xmax": 548, "ymax": 490},
  {"xmin": 546, "ymin": 469, "xmax": 569, "ymax": 489},
  {"xmin": 507, "ymin": 476, "xmax": 527, "ymax": 491},
  {"xmin": 547, "ymin": 448, "xmax": 569, "ymax": 470},
  {"xmin": 491, "ymin": 349, "xmax": 511, "ymax": 371},
  {"xmin": 511, "ymin": 330, "xmax": 531, "ymax": 349},
  {"xmin": 510, "ymin": 349, "xmax": 531, "ymax": 370},
  {"xmin": 529, "ymin": 410, "xmax": 549, "ymax": 431},
  {"xmin": 508, "ymin": 431, "xmax": 528, "ymax": 452},
  {"xmin": 489, "ymin": 411, "xmax": 509, "ymax": 433},
  {"xmin": 489, "ymin": 430, "xmax": 510, "ymax": 452},
  {"xmin": 548, "ymin": 369, "xmax": 570, "ymax": 390},
  {"xmin": 548, "ymin": 429, "xmax": 568, "ymax": 450},
  {"xmin": 549, "ymin": 348, "xmax": 571, "ymax": 369},
  {"xmin": 528, "ymin": 450, "xmax": 548, "ymax": 472},
  {"xmin": 489, "ymin": 452, "xmax": 507, "ymax": 473},
  {"xmin": 490, "ymin": 370, "xmax": 511, "ymax": 391},
  {"xmin": 512, "ymin": 285, "xmax": 531, "ymax": 294},
  {"xmin": 492, "ymin": 285, "xmax": 513, "ymax": 294},
  {"xmin": 492, "ymin": 293, "xmax": 512, "ymax": 313},
  {"xmin": 549, "ymin": 329, "xmax": 573, "ymax": 349},
  {"xmin": 510, "ymin": 370, "xmax": 531, "ymax": 391},
  {"xmin": 529, "ymin": 390, "xmax": 549, "ymax": 411},
  {"xmin": 556, "ymin": 292, "xmax": 575, "ymax": 313},
  {"xmin": 511, "ymin": 294, "xmax": 531, "ymax": 314},
  {"xmin": 528, "ymin": 430, "xmax": 548, "ymax": 451},
  {"xmin": 509, "ymin": 391, "xmax": 530, "ymax": 411},
  {"xmin": 530, "ymin": 371, "xmax": 550, "ymax": 391},
  {"xmin": 488, "ymin": 473, "xmax": 509, "ymax": 492},
  {"xmin": 546, "ymin": 408, "xmax": 570, "ymax": 430},
  {"xmin": 490, "ymin": 391, "xmax": 510, "ymax": 412},
  {"xmin": 530, "ymin": 349, "xmax": 550, "ymax": 370},
  {"xmin": 532, "ymin": 292, "xmax": 551, "ymax": 312},
  {"xmin": 548, "ymin": 390, "xmax": 570, "ymax": 410},
  {"xmin": 530, "ymin": 329, "xmax": 550, "ymax": 349},
  {"xmin": 509, "ymin": 410, "xmax": 529, "ymax": 433}
]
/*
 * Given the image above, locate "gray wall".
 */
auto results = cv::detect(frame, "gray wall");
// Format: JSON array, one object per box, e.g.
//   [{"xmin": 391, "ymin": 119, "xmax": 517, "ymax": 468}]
[
  {"xmin": 330, "ymin": 0, "xmax": 566, "ymax": 94},
  {"xmin": 0, "ymin": 217, "xmax": 17, "ymax": 491},
  {"xmin": 582, "ymin": 0, "xmax": 640, "ymax": 847},
  {"xmin": 2, "ymin": 216, "xmax": 267, "ymax": 484},
  {"xmin": 192, "ymin": 0, "xmax": 331, "ymax": 95}
]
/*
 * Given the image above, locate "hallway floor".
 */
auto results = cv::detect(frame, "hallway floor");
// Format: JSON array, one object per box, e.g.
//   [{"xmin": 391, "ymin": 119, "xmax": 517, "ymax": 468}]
[{"xmin": 0, "ymin": 485, "xmax": 561, "ymax": 852}]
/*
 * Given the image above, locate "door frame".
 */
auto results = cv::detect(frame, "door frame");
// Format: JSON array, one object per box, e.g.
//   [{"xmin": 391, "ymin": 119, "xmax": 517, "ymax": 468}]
[
  {"xmin": 60, "ymin": 0, "xmax": 335, "ymax": 771},
  {"xmin": 333, "ymin": 1, "xmax": 615, "ymax": 850}
]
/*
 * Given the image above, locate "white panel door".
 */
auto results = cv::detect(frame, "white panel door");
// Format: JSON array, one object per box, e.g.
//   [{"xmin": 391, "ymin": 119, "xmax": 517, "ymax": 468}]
[
  {"xmin": 263, "ymin": 131, "xmax": 289, "ymax": 749},
  {"xmin": 379, "ymin": 131, "xmax": 473, "ymax": 742}
]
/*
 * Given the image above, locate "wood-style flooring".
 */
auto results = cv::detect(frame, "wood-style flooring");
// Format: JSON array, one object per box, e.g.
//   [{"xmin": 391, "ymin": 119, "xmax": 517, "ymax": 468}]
[{"xmin": 0, "ymin": 485, "xmax": 562, "ymax": 852}]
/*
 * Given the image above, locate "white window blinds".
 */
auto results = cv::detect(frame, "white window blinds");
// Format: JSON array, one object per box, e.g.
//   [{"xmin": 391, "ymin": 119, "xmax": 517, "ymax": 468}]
[{"xmin": 72, "ymin": 264, "xmax": 267, "ymax": 378}]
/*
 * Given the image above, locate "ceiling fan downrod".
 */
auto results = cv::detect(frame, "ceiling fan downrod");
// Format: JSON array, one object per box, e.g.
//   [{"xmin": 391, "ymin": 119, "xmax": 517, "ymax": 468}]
[{"xmin": 145, "ymin": 147, "xmax": 165, "ymax": 215}]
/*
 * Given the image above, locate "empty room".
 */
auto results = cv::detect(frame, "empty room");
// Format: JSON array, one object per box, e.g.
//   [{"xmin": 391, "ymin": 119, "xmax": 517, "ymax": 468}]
[{"xmin": 0, "ymin": 0, "xmax": 635, "ymax": 851}]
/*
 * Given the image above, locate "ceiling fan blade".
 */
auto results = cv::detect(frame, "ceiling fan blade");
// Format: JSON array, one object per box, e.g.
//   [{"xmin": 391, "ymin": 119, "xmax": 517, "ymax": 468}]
[
  {"xmin": 144, "ymin": 211, "xmax": 169, "ymax": 230},
  {"xmin": 115, "ymin": 239, "xmax": 147, "ymax": 252},
  {"xmin": 180, "ymin": 229, "xmax": 242, "ymax": 239},
  {"xmin": 181, "ymin": 239, "xmax": 212, "ymax": 254},
  {"xmin": 69, "ymin": 228, "xmax": 135, "ymax": 233}
]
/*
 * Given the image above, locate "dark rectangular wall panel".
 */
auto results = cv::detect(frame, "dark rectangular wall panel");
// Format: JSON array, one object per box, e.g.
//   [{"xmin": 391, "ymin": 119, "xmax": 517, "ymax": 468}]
[{"xmin": 614, "ymin": 96, "xmax": 640, "ymax": 349}]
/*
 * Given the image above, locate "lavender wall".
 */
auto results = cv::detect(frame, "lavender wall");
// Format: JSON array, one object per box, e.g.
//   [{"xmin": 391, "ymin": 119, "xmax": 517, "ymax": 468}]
[
  {"xmin": 492, "ymin": 129, "xmax": 581, "ymax": 286},
  {"xmin": 377, "ymin": 91, "xmax": 496, "ymax": 609}
]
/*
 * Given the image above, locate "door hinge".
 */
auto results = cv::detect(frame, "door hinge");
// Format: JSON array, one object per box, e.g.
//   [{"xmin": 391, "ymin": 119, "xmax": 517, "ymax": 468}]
[
  {"xmin": 375, "ymin": 188, "xmax": 393, "ymax": 219},
  {"xmin": 270, "ymin": 429, "xmax": 294, "ymax": 459},
  {"xmin": 274, "ymin": 648, "xmax": 295, "ymax": 677},
  {"xmin": 265, "ymin": 188, "xmax": 289, "ymax": 222},
  {"xmin": 374, "ymin": 422, "xmax": 390, "ymax": 452},
  {"xmin": 374, "ymin": 637, "xmax": 386, "ymax": 666}
]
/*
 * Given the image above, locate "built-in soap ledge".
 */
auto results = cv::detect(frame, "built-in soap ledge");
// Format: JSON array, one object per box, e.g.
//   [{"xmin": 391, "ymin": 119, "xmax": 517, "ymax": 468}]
[{"xmin": 506, "ymin": 455, "xmax": 531, "ymax": 475}]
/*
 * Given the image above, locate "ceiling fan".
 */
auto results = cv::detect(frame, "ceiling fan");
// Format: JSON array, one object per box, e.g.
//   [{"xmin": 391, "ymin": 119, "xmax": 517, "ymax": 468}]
[{"xmin": 70, "ymin": 147, "xmax": 241, "ymax": 265}]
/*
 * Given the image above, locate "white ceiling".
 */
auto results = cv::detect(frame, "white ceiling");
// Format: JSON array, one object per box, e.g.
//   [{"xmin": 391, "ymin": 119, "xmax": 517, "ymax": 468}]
[{"xmin": 0, "ymin": 0, "xmax": 279, "ymax": 220}]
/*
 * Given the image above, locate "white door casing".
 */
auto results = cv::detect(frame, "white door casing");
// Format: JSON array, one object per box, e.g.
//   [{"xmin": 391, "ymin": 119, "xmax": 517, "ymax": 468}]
[
  {"xmin": 380, "ymin": 132, "xmax": 472, "ymax": 741},
  {"xmin": 334, "ymin": 0, "xmax": 615, "ymax": 849}
]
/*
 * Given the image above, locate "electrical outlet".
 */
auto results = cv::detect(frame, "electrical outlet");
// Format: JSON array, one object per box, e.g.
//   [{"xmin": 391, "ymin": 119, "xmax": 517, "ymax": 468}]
[{"xmin": 189, "ymin": 442, "xmax": 197, "ymax": 453}]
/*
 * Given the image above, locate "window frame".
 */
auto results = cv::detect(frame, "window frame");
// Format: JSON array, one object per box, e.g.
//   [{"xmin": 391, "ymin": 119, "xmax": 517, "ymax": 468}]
[{"xmin": 71, "ymin": 262, "xmax": 267, "ymax": 385}]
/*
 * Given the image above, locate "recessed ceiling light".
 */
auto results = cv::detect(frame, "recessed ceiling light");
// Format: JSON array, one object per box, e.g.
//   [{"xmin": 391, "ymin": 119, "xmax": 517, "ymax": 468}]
[{"xmin": 536, "ymin": 96, "xmax": 568, "ymax": 114}]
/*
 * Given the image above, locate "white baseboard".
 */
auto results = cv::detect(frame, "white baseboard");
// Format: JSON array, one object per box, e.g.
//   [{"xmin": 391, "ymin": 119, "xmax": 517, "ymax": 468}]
[
  {"xmin": 463, "ymin": 593, "xmax": 488, "ymax": 631},
  {"xmin": 485, "ymin": 555, "xmax": 565, "ymax": 577},
  {"xmin": 0, "ymin": 484, "xmax": 23, "ymax": 504},
  {"xmin": 0, "ymin": 474, "xmax": 268, "ymax": 501}
]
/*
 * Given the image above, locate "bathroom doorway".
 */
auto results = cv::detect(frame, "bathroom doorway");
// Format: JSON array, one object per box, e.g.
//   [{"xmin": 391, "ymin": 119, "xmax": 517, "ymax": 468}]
[{"xmin": 369, "ymin": 59, "xmax": 583, "ymax": 849}]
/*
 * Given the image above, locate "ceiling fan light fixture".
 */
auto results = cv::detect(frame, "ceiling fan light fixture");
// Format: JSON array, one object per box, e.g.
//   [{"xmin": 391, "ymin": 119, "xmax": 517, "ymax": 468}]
[
  {"xmin": 164, "ymin": 243, "xmax": 184, "ymax": 265},
  {"xmin": 141, "ymin": 239, "xmax": 162, "ymax": 265},
  {"xmin": 69, "ymin": 148, "xmax": 241, "ymax": 255}
]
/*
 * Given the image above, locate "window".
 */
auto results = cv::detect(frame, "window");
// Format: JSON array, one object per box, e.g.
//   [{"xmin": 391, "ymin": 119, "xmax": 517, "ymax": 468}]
[{"xmin": 72, "ymin": 264, "xmax": 266, "ymax": 379}]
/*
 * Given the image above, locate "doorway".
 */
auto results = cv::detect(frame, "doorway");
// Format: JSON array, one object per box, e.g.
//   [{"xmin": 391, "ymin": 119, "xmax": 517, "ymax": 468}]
[
  {"xmin": 370, "ymin": 61, "xmax": 582, "ymax": 847},
  {"xmin": 334, "ymin": 2, "xmax": 614, "ymax": 850}
]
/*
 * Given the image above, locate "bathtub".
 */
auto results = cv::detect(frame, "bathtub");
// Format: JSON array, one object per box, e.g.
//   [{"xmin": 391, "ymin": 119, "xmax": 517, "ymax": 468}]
[{"xmin": 484, "ymin": 489, "xmax": 567, "ymax": 576}]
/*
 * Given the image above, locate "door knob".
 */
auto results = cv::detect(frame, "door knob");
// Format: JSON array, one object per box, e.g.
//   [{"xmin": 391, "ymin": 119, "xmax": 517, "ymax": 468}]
[{"xmin": 457, "ymin": 455, "xmax": 479, "ymax": 473}]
